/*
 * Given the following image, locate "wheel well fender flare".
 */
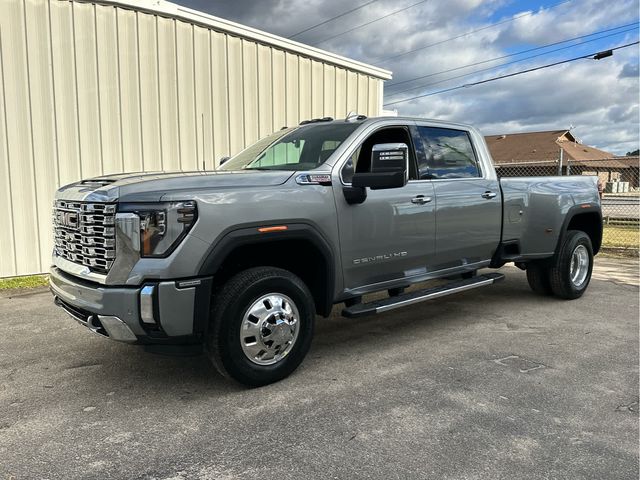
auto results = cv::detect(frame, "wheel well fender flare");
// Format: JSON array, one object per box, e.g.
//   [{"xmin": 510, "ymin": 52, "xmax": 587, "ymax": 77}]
[
  {"xmin": 555, "ymin": 205, "xmax": 603, "ymax": 256},
  {"xmin": 197, "ymin": 222, "xmax": 336, "ymax": 317}
]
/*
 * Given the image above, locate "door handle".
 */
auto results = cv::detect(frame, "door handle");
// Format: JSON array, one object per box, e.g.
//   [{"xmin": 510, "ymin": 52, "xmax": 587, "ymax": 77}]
[
  {"xmin": 411, "ymin": 195, "xmax": 432, "ymax": 205},
  {"xmin": 481, "ymin": 191, "xmax": 497, "ymax": 199}
]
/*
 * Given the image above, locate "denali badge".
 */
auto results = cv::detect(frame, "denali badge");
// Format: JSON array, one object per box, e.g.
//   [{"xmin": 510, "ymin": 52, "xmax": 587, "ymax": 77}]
[{"xmin": 353, "ymin": 251, "xmax": 407, "ymax": 265}]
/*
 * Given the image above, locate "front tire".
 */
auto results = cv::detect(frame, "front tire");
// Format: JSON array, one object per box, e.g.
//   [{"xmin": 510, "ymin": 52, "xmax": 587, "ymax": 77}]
[
  {"xmin": 548, "ymin": 230, "xmax": 594, "ymax": 299},
  {"xmin": 206, "ymin": 267, "xmax": 315, "ymax": 387}
]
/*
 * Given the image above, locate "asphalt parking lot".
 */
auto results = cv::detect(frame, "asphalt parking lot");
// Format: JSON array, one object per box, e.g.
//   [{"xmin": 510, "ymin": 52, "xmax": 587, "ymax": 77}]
[{"xmin": 1, "ymin": 257, "xmax": 638, "ymax": 480}]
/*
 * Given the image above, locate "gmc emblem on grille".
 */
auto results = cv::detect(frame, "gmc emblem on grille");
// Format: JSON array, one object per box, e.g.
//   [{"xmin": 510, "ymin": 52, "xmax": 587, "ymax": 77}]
[{"xmin": 56, "ymin": 210, "xmax": 79, "ymax": 229}]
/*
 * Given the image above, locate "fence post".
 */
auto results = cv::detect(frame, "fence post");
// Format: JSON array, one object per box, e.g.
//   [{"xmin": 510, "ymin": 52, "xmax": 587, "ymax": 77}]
[{"xmin": 557, "ymin": 148, "xmax": 563, "ymax": 176}]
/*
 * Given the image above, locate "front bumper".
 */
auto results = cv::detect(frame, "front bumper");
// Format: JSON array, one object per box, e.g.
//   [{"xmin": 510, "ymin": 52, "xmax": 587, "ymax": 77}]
[{"xmin": 50, "ymin": 266, "xmax": 212, "ymax": 344}]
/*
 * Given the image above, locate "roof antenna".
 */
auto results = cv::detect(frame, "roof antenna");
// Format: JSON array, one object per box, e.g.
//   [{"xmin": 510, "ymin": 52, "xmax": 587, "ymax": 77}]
[{"xmin": 346, "ymin": 111, "xmax": 367, "ymax": 122}]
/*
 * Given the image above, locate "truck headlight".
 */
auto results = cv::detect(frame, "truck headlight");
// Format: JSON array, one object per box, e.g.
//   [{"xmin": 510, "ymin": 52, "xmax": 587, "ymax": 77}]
[{"xmin": 118, "ymin": 201, "xmax": 197, "ymax": 257}]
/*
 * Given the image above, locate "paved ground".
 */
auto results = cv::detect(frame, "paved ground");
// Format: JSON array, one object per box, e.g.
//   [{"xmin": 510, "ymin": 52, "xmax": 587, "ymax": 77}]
[{"xmin": 1, "ymin": 257, "xmax": 638, "ymax": 480}]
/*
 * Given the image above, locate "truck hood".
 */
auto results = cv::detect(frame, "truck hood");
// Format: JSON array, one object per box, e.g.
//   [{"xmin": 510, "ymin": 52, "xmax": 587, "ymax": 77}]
[{"xmin": 55, "ymin": 170, "xmax": 295, "ymax": 202}]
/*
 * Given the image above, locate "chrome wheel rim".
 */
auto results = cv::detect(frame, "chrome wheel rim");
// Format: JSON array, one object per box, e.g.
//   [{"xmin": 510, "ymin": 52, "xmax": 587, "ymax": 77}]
[
  {"xmin": 240, "ymin": 293, "xmax": 300, "ymax": 366},
  {"xmin": 569, "ymin": 244, "xmax": 590, "ymax": 288}
]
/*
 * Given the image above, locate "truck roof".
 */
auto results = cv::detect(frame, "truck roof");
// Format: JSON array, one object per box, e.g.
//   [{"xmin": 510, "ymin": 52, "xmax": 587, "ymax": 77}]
[{"xmin": 297, "ymin": 115, "xmax": 475, "ymax": 131}]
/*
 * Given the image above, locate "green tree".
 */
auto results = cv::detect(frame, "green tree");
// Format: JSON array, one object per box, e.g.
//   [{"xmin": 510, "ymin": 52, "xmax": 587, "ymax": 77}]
[{"xmin": 626, "ymin": 149, "xmax": 639, "ymax": 156}]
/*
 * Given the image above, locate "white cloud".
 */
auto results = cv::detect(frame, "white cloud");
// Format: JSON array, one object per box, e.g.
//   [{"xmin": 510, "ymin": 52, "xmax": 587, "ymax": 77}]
[{"xmin": 175, "ymin": 0, "xmax": 639, "ymax": 154}]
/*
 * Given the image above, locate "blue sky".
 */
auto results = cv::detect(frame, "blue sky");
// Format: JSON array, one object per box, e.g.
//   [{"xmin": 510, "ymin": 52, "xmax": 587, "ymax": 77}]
[
  {"xmin": 479, "ymin": 0, "xmax": 637, "ymax": 56},
  {"xmin": 176, "ymin": 0, "xmax": 639, "ymax": 154}
]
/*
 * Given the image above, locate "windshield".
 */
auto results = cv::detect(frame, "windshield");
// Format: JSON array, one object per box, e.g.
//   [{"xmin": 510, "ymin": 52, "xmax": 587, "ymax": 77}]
[{"xmin": 219, "ymin": 123, "xmax": 360, "ymax": 171}]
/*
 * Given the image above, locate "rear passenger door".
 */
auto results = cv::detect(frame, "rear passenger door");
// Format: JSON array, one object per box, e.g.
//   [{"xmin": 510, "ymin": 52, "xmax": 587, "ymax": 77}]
[{"xmin": 415, "ymin": 125, "xmax": 501, "ymax": 271}]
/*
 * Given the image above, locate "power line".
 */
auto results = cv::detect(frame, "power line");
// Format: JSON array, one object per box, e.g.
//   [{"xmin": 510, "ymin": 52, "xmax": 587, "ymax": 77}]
[
  {"xmin": 383, "ymin": 41, "xmax": 639, "ymax": 106},
  {"xmin": 373, "ymin": 0, "xmax": 574, "ymax": 63},
  {"xmin": 385, "ymin": 25, "xmax": 639, "ymax": 98},
  {"xmin": 287, "ymin": 0, "xmax": 380, "ymax": 39},
  {"xmin": 313, "ymin": 0, "xmax": 431, "ymax": 45},
  {"xmin": 386, "ymin": 21, "xmax": 639, "ymax": 89}
]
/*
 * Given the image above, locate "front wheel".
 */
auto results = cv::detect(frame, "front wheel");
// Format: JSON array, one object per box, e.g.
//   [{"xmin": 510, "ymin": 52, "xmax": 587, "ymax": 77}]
[
  {"xmin": 206, "ymin": 267, "xmax": 315, "ymax": 387},
  {"xmin": 548, "ymin": 230, "xmax": 594, "ymax": 299}
]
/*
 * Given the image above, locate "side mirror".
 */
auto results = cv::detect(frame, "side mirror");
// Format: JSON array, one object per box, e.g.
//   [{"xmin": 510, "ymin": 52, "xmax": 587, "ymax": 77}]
[
  {"xmin": 219, "ymin": 156, "xmax": 231, "ymax": 166},
  {"xmin": 351, "ymin": 143, "xmax": 409, "ymax": 190}
]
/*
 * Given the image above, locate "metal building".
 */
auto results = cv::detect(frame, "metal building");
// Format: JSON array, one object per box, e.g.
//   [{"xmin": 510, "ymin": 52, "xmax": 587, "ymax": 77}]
[{"xmin": 0, "ymin": 0, "xmax": 391, "ymax": 278}]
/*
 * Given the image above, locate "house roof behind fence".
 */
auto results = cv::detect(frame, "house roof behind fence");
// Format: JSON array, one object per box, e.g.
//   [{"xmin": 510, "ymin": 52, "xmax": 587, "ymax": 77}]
[
  {"xmin": 485, "ymin": 130, "xmax": 615, "ymax": 164},
  {"xmin": 571, "ymin": 158, "xmax": 630, "ymax": 169},
  {"xmin": 611, "ymin": 156, "xmax": 640, "ymax": 168}
]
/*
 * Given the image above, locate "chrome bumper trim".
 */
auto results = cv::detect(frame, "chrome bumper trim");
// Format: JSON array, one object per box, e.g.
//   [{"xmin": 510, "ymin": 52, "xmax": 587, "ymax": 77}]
[
  {"xmin": 98, "ymin": 315, "xmax": 138, "ymax": 343},
  {"xmin": 140, "ymin": 285, "xmax": 156, "ymax": 324},
  {"xmin": 53, "ymin": 256, "xmax": 108, "ymax": 284},
  {"xmin": 54, "ymin": 295, "xmax": 137, "ymax": 343}
]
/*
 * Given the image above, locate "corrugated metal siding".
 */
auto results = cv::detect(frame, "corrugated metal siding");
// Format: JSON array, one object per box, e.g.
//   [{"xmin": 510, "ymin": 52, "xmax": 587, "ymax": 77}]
[{"xmin": 0, "ymin": 0, "xmax": 388, "ymax": 278}]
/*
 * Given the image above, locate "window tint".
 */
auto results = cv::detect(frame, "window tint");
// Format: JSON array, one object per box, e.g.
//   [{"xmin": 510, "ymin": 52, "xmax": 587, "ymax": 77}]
[{"xmin": 416, "ymin": 127, "xmax": 480, "ymax": 179}]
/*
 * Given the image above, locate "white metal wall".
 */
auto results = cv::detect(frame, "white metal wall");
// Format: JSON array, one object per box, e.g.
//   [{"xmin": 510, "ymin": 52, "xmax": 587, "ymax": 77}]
[{"xmin": 0, "ymin": 0, "xmax": 390, "ymax": 278}]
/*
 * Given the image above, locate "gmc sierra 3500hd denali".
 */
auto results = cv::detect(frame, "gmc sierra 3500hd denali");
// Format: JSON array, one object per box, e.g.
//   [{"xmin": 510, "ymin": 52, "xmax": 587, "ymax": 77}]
[{"xmin": 50, "ymin": 116, "xmax": 602, "ymax": 386}]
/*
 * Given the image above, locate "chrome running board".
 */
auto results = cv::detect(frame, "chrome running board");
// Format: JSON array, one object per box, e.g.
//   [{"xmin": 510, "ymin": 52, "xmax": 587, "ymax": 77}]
[{"xmin": 342, "ymin": 272, "xmax": 505, "ymax": 318}]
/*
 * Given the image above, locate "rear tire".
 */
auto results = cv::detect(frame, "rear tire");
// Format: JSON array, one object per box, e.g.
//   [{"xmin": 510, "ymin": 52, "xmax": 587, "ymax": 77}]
[
  {"xmin": 548, "ymin": 230, "xmax": 594, "ymax": 300},
  {"xmin": 206, "ymin": 267, "xmax": 315, "ymax": 387},
  {"xmin": 388, "ymin": 287, "xmax": 406, "ymax": 297},
  {"xmin": 344, "ymin": 296, "xmax": 362, "ymax": 307},
  {"xmin": 461, "ymin": 270, "xmax": 477, "ymax": 280},
  {"xmin": 526, "ymin": 262, "xmax": 553, "ymax": 296}
]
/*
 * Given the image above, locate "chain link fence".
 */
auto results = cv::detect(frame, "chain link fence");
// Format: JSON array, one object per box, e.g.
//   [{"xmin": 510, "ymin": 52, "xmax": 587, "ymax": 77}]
[{"xmin": 495, "ymin": 157, "xmax": 640, "ymax": 255}]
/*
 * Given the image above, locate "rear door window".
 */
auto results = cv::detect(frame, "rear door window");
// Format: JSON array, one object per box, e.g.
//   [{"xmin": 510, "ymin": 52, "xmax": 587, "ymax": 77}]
[{"xmin": 416, "ymin": 127, "xmax": 481, "ymax": 179}]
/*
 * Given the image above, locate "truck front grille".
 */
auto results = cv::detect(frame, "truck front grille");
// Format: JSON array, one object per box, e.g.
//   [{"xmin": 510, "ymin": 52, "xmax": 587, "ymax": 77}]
[{"xmin": 53, "ymin": 200, "xmax": 117, "ymax": 274}]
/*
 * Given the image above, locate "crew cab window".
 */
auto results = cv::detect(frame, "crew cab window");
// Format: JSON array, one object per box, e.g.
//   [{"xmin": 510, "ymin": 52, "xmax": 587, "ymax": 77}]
[
  {"xmin": 342, "ymin": 126, "xmax": 416, "ymax": 183},
  {"xmin": 416, "ymin": 127, "xmax": 481, "ymax": 179}
]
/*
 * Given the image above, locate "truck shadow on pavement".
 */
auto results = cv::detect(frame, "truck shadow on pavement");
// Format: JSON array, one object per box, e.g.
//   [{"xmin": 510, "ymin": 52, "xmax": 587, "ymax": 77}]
[
  {"xmin": 2, "ymin": 264, "xmax": 636, "ymax": 480},
  {"xmin": 20, "ymin": 260, "xmax": 634, "ymax": 402},
  {"xmin": 59, "ymin": 268, "xmax": 589, "ymax": 395}
]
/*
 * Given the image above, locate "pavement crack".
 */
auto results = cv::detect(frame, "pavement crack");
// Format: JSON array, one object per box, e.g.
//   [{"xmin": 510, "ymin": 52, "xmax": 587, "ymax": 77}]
[
  {"xmin": 64, "ymin": 362, "xmax": 103, "ymax": 370},
  {"xmin": 615, "ymin": 398, "xmax": 639, "ymax": 413}
]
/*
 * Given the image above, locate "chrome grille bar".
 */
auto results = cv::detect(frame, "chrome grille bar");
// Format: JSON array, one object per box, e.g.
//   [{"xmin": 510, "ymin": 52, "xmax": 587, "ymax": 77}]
[{"xmin": 53, "ymin": 200, "xmax": 117, "ymax": 273}]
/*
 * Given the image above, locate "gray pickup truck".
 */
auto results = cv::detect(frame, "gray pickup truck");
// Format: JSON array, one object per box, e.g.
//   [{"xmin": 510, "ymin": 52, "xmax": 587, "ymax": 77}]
[{"xmin": 50, "ymin": 116, "xmax": 602, "ymax": 386}]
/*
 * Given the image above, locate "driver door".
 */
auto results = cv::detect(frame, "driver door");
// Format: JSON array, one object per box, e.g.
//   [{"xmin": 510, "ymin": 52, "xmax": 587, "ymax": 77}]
[{"xmin": 333, "ymin": 124, "xmax": 436, "ymax": 293}]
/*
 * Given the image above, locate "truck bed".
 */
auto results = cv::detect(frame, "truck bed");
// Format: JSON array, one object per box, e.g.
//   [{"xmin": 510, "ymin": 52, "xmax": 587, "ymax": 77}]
[{"xmin": 499, "ymin": 175, "xmax": 601, "ymax": 259}]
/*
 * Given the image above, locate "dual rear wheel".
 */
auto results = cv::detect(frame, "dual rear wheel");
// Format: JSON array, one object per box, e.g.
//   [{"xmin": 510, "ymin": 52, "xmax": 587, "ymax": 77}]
[{"xmin": 526, "ymin": 230, "xmax": 594, "ymax": 300}]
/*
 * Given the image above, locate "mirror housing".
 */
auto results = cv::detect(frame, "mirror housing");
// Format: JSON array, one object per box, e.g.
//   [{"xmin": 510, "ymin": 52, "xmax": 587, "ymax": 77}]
[{"xmin": 351, "ymin": 143, "xmax": 409, "ymax": 190}]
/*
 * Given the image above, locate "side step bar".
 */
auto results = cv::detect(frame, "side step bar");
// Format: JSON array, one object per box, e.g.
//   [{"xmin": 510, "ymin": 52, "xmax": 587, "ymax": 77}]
[{"xmin": 342, "ymin": 272, "xmax": 505, "ymax": 318}]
